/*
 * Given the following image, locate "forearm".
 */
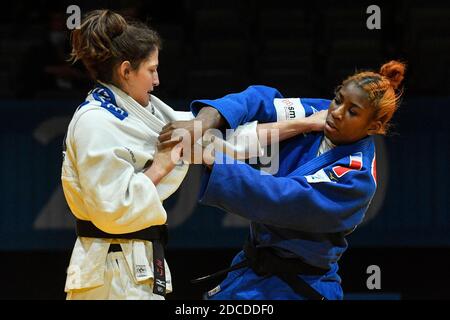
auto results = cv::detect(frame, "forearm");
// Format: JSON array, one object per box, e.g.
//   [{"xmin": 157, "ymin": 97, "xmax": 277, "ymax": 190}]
[
  {"xmin": 195, "ymin": 106, "xmax": 227, "ymax": 131},
  {"xmin": 144, "ymin": 163, "xmax": 166, "ymax": 185},
  {"xmin": 257, "ymin": 118, "xmax": 313, "ymax": 145}
]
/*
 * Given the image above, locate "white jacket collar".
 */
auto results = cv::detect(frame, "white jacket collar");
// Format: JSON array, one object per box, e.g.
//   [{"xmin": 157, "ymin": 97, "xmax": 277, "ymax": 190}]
[{"xmin": 96, "ymin": 81, "xmax": 166, "ymax": 133}]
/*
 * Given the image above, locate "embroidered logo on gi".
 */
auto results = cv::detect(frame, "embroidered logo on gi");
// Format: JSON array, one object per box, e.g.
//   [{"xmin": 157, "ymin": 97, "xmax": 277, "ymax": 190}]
[
  {"xmin": 305, "ymin": 169, "xmax": 334, "ymax": 183},
  {"xmin": 135, "ymin": 265, "xmax": 147, "ymax": 275},
  {"xmin": 328, "ymin": 171, "xmax": 338, "ymax": 182},
  {"xmin": 332, "ymin": 152, "xmax": 363, "ymax": 178},
  {"xmin": 124, "ymin": 147, "xmax": 136, "ymax": 163},
  {"xmin": 91, "ymin": 85, "xmax": 128, "ymax": 120}
]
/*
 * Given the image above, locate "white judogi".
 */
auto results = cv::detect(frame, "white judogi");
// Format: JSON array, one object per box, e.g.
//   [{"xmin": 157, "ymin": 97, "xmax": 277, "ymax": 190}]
[{"xmin": 62, "ymin": 83, "xmax": 261, "ymax": 300}]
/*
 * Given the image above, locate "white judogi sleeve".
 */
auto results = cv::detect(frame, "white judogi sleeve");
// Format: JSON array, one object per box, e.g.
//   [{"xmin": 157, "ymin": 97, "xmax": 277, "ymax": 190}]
[
  {"xmin": 71, "ymin": 108, "xmax": 167, "ymax": 234},
  {"xmin": 201, "ymin": 121, "xmax": 262, "ymax": 160}
]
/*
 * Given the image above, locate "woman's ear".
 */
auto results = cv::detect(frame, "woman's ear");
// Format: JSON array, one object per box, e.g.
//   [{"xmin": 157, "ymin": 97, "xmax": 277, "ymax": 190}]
[
  {"xmin": 367, "ymin": 120, "xmax": 383, "ymax": 135},
  {"xmin": 118, "ymin": 61, "xmax": 132, "ymax": 80}
]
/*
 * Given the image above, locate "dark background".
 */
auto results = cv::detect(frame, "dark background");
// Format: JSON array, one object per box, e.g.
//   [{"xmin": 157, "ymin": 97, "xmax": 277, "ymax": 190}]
[{"xmin": 0, "ymin": 0, "xmax": 449, "ymax": 300}]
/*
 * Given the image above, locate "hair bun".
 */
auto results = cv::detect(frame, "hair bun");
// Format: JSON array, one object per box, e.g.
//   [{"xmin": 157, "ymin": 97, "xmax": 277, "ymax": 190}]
[
  {"xmin": 97, "ymin": 10, "xmax": 127, "ymax": 40},
  {"xmin": 70, "ymin": 9, "xmax": 128, "ymax": 77},
  {"xmin": 90, "ymin": 10, "xmax": 127, "ymax": 61},
  {"xmin": 379, "ymin": 60, "xmax": 406, "ymax": 90}
]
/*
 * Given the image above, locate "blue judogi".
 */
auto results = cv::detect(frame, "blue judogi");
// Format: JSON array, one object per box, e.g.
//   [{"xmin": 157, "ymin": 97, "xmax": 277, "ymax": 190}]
[{"xmin": 191, "ymin": 86, "xmax": 377, "ymax": 300}]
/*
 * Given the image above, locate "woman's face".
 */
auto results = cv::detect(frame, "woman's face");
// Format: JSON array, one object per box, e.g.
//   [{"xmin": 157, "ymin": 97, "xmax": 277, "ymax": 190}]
[
  {"xmin": 126, "ymin": 49, "xmax": 160, "ymax": 106},
  {"xmin": 324, "ymin": 81, "xmax": 381, "ymax": 145}
]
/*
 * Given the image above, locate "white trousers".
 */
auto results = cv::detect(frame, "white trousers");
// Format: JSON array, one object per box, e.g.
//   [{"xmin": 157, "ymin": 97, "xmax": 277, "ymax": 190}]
[{"xmin": 66, "ymin": 252, "xmax": 165, "ymax": 300}]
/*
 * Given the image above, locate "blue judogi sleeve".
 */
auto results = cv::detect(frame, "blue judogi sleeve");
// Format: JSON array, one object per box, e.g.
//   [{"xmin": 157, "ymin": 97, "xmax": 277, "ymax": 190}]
[
  {"xmin": 190, "ymin": 85, "xmax": 332, "ymax": 129},
  {"xmin": 190, "ymin": 85, "xmax": 283, "ymax": 129},
  {"xmin": 299, "ymin": 98, "xmax": 331, "ymax": 114},
  {"xmin": 199, "ymin": 152, "xmax": 376, "ymax": 234}
]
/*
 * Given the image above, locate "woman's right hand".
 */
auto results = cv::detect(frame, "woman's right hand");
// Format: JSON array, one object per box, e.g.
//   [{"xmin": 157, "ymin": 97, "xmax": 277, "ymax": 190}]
[{"xmin": 144, "ymin": 137, "xmax": 183, "ymax": 185}]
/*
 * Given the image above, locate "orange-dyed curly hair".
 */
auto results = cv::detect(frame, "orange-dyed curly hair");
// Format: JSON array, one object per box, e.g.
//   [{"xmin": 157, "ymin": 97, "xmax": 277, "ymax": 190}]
[{"xmin": 342, "ymin": 60, "xmax": 406, "ymax": 135}]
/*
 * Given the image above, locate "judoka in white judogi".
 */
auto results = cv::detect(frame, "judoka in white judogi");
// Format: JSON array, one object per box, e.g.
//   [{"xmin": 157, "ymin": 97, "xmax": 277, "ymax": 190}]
[{"xmin": 62, "ymin": 82, "xmax": 261, "ymax": 299}]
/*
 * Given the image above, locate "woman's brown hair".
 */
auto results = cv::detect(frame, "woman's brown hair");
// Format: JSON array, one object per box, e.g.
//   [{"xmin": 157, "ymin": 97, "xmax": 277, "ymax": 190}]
[{"xmin": 69, "ymin": 9, "xmax": 161, "ymax": 83}]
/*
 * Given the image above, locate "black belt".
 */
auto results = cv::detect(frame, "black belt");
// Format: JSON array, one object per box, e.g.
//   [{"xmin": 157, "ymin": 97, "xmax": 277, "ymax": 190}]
[
  {"xmin": 76, "ymin": 219, "xmax": 168, "ymax": 297},
  {"xmin": 192, "ymin": 240, "xmax": 329, "ymax": 300}
]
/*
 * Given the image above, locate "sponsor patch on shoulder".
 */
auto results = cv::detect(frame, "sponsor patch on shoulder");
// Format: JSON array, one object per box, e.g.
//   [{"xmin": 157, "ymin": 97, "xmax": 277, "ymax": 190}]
[{"xmin": 274, "ymin": 98, "xmax": 305, "ymax": 121}]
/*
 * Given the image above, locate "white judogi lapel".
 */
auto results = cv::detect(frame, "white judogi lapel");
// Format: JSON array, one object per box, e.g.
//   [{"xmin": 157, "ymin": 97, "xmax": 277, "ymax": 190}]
[{"xmin": 99, "ymin": 82, "xmax": 192, "ymax": 201}]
